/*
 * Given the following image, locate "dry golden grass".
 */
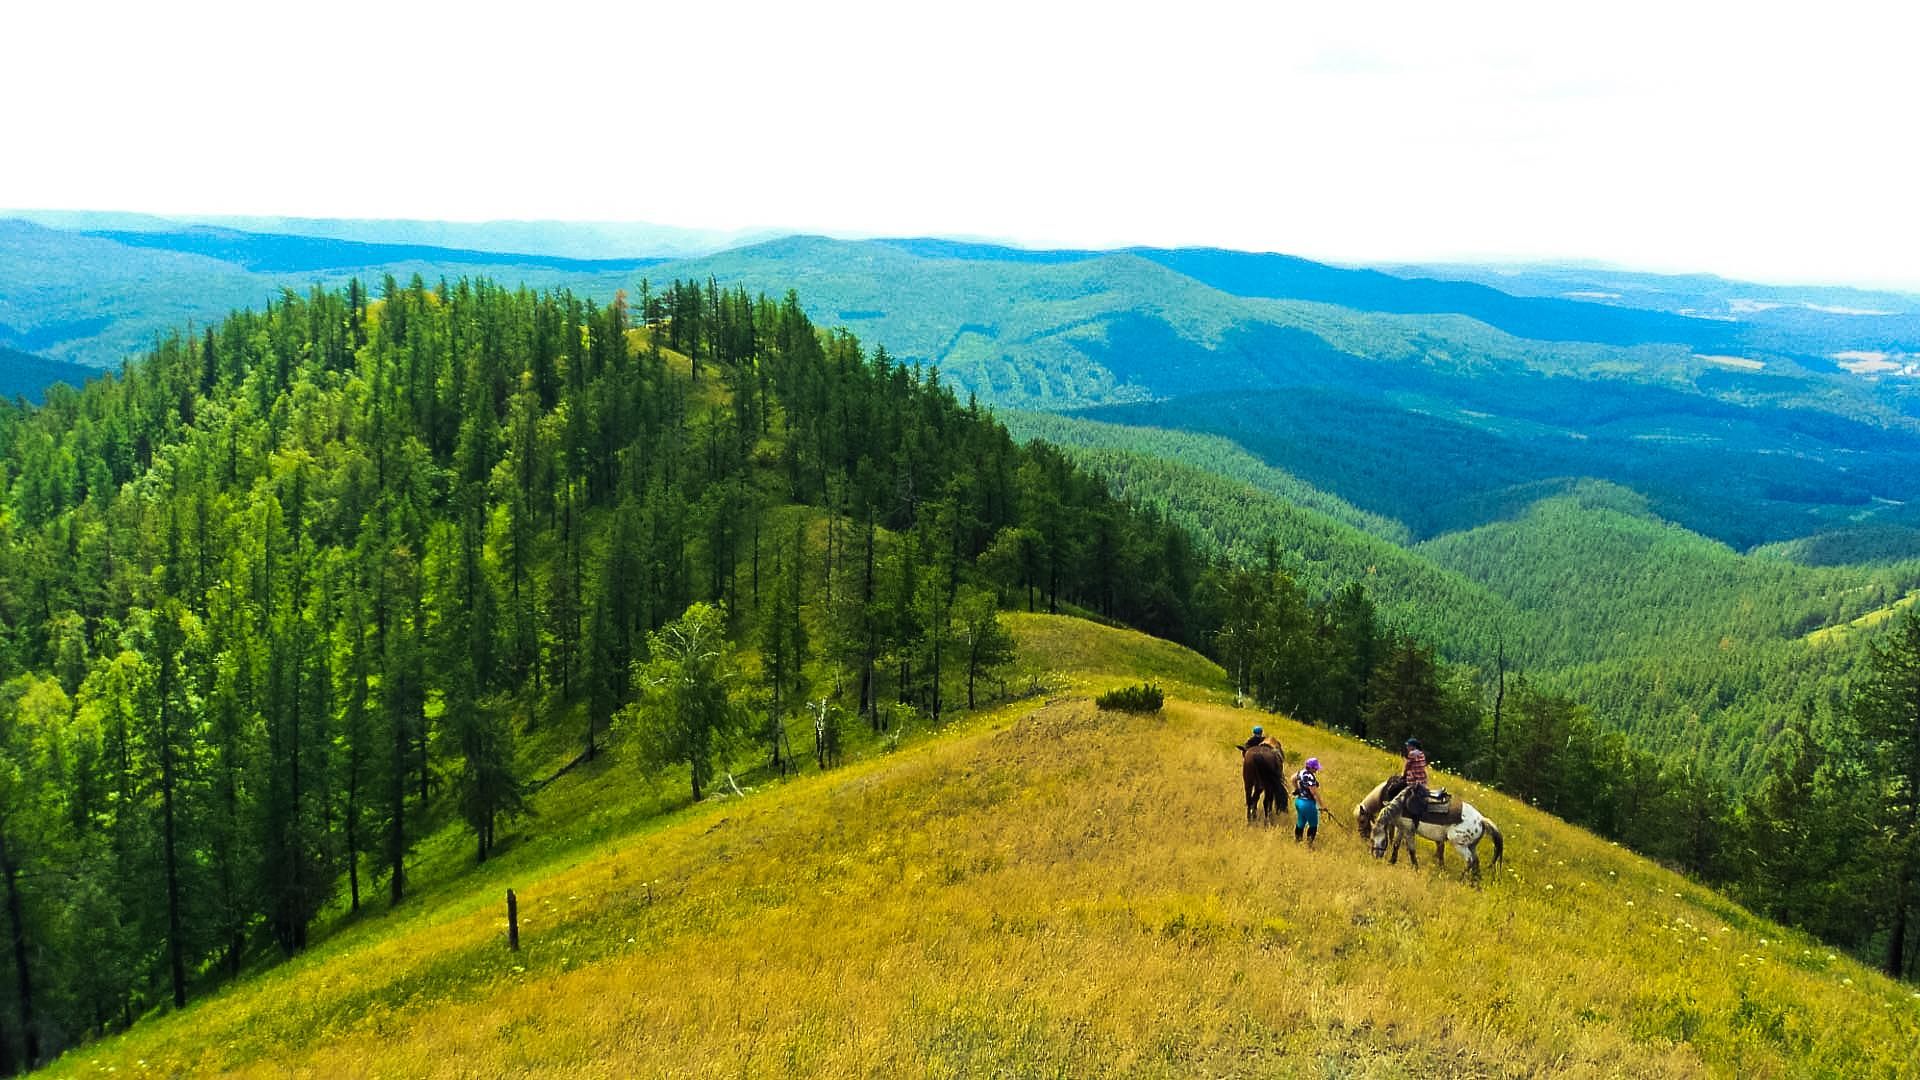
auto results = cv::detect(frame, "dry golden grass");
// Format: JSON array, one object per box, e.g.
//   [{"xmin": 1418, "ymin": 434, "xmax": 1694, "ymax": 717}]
[{"xmin": 42, "ymin": 619, "xmax": 1920, "ymax": 1079}]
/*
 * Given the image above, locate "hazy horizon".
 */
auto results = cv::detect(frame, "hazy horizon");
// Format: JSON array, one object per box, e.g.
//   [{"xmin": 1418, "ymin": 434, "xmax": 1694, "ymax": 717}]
[
  {"xmin": 8, "ymin": 206, "xmax": 1917, "ymax": 298},
  {"xmin": 7, "ymin": 2, "xmax": 1918, "ymax": 291}
]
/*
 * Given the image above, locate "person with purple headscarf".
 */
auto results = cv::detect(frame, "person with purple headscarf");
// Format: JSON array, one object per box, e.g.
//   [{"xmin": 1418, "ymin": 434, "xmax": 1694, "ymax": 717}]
[{"xmin": 1293, "ymin": 757, "xmax": 1325, "ymax": 846}]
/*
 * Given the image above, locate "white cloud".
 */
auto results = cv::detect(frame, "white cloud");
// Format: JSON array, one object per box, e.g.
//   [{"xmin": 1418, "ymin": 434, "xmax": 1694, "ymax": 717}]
[{"xmin": 4, "ymin": 0, "xmax": 1917, "ymax": 289}]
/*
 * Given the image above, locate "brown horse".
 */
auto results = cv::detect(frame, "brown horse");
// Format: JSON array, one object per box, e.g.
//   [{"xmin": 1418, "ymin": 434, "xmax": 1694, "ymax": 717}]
[{"xmin": 1241, "ymin": 738, "xmax": 1287, "ymax": 826}]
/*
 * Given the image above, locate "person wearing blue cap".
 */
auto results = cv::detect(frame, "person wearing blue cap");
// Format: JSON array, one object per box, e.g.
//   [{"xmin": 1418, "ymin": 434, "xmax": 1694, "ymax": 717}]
[
  {"xmin": 1240, "ymin": 724, "xmax": 1270, "ymax": 751},
  {"xmin": 1293, "ymin": 757, "xmax": 1325, "ymax": 846}
]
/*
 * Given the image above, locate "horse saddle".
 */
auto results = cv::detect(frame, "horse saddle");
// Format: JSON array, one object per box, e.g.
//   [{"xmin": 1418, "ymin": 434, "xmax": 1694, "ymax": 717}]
[{"xmin": 1407, "ymin": 789, "xmax": 1462, "ymax": 825}]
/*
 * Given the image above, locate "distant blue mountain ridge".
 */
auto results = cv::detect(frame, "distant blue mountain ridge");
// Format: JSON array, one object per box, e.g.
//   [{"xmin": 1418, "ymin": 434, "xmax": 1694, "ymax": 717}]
[
  {"xmin": 83, "ymin": 226, "xmax": 666, "ymax": 275},
  {"xmin": 0, "ymin": 345, "xmax": 95, "ymax": 403},
  {"xmin": 873, "ymin": 237, "xmax": 1842, "ymax": 359}
]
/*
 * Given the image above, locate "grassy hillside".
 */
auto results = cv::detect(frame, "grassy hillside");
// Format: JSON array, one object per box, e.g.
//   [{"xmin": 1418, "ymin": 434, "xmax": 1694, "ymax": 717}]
[{"xmin": 40, "ymin": 616, "xmax": 1919, "ymax": 1078}]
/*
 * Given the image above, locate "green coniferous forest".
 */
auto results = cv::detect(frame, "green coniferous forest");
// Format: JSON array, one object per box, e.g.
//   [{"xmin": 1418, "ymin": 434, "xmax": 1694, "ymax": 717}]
[
  {"xmin": 0, "ymin": 276, "xmax": 1211, "ymax": 1063},
  {"xmin": 0, "ymin": 275, "xmax": 1915, "ymax": 1069}
]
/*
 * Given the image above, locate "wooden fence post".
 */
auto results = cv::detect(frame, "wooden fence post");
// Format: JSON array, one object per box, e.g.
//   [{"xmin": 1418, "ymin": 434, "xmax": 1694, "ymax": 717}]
[{"xmin": 507, "ymin": 888, "xmax": 519, "ymax": 951}]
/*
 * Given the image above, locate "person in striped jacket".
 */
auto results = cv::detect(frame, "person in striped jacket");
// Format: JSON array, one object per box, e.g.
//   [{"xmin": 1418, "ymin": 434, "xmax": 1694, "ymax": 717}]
[{"xmin": 1399, "ymin": 738, "xmax": 1431, "ymax": 824}]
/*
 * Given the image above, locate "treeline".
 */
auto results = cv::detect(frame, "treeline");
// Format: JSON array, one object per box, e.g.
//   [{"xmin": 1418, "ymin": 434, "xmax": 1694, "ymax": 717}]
[
  {"xmin": 0, "ymin": 275, "xmax": 1205, "ymax": 1070},
  {"xmin": 1217, "ymin": 560, "xmax": 1920, "ymax": 982}
]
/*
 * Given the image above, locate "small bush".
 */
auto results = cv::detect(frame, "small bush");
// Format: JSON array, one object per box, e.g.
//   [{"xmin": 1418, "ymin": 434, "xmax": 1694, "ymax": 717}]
[{"xmin": 1096, "ymin": 682, "xmax": 1164, "ymax": 713}]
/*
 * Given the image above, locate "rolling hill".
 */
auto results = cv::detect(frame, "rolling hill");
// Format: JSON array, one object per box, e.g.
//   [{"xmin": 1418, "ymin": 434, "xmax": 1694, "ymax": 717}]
[
  {"xmin": 637, "ymin": 234, "xmax": 1920, "ymax": 552},
  {"xmin": 14, "ymin": 211, "xmax": 1903, "ymax": 545},
  {"xmin": 0, "ymin": 219, "xmax": 636, "ymax": 367},
  {"xmin": 1004, "ymin": 410, "xmax": 1920, "ymax": 772},
  {"xmin": 10, "ymin": 212, "xmax": 1920, "ymax": 766},
  {"xmin": 0, "ymin": 347, "xmax": 93, "ymax": 403},
  {"xmin": 36, "ymin": 617, "xmax": 1920, "ymax": 1078}
]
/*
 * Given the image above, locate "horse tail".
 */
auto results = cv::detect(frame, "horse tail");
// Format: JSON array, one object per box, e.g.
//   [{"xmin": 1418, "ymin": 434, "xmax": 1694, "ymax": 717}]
[{"xmin": 1485, "ymin": 820, "xmax": 1504, "ymax": 870}]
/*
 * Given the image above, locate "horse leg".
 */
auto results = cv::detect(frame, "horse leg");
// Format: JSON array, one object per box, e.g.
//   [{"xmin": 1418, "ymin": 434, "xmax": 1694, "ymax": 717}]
[
  {"xmin": 1404, "ymin": 828, "xmax": 1420, "ymax": 870},
  {"xmin": 1462, "ymin": 842, "xmax": 1480, "ymax": 884},
  {"xmin": 1246, "ymin": 783, "xmax": 1257, "ymax": 825}
]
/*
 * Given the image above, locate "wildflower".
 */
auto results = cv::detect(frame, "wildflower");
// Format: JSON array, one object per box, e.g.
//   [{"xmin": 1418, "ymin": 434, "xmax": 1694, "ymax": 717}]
[
  {"xmin": 1759, "ymin": 939, "xmax": 1768, "ymax": 946},
  {"xmin": 1828, "ymin": 955, "xmax": 1838, "ymax": 962},
  {"xmin": 1843, "ymin": 978, "xmax": 1853, "ymax": 986},
  {"xmin": 1544, "ymin": 884, "xmax": 1554, "ymax": 891},
  {"xmin": 1625, "ymin": 901, "xmax": 1634, "ymax": 907}
]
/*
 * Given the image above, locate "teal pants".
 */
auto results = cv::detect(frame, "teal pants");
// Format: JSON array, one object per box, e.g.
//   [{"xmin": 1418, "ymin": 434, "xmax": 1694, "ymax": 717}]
[{"xmin": 1294, "ymin": 798, "xmax": 1320, "ymax": 829}]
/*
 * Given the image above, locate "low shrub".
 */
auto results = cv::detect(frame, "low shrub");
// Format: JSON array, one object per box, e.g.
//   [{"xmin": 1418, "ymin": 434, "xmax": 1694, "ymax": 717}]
[{"xmin": 1096, "ymin": 682, "xmax": 1164, "ymax": 713}]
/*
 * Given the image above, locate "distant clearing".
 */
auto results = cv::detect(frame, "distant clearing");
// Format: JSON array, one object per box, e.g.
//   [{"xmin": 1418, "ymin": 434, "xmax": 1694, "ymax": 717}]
[
  {"xmin": 1695, "ymin": 354, "xmax": 1765, "ymax": 370},
  {"xmin": 1806, "ymin": 588, "xmax": 1920, "ymax": 645}
]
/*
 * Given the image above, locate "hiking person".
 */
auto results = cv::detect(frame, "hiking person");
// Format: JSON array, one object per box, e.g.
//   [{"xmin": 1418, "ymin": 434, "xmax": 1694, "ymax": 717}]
[
  {"xmin": 1241, "ymin": 724, "xmax": 1270, "ymax": 751},
  {"xmin": 1293, "ymin": 757, "xmax": 1325, "ymax": 846}
]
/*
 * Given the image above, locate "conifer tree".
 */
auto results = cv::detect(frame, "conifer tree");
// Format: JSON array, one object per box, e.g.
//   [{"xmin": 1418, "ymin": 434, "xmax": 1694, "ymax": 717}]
[
  {"xmin": 955, "ymin": 586, "xmax": 1015, "ymax": 710},
  {"xmin": 1852, "ymin": 610, "xmax": 1920, "ymax": 977},
  {"xmin": 626, "ymin": 603, "xmax": 749, "ymax": 802}
]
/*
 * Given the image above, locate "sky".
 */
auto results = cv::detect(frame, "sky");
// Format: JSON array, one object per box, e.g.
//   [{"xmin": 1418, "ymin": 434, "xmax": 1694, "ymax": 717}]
[{"xmin": 6, "ymin": 0, "xmax": 1918, "ymax": 290}]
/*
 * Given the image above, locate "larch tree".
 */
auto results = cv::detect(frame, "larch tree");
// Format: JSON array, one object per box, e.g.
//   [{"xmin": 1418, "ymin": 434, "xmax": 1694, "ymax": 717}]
[
  {"xmin": 625, "ymin": 603, "xmax": 749, "ymax": 802},
  {"xmin": 1852, "ymin": 610, "xmax": 1920, "ymax": 978}
]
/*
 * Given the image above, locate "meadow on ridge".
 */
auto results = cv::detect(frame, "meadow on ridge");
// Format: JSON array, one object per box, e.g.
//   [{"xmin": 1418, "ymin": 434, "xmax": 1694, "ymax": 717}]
[{"xmin": 40, "ymin": 617, "xmax": 1920, "ymax": 1079}]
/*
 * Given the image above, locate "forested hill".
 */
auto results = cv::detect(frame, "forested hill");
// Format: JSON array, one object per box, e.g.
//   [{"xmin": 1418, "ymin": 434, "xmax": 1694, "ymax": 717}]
[{"xmin": 0, "ymin": 276, "xmax": 1215, "ymax": 1067}]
